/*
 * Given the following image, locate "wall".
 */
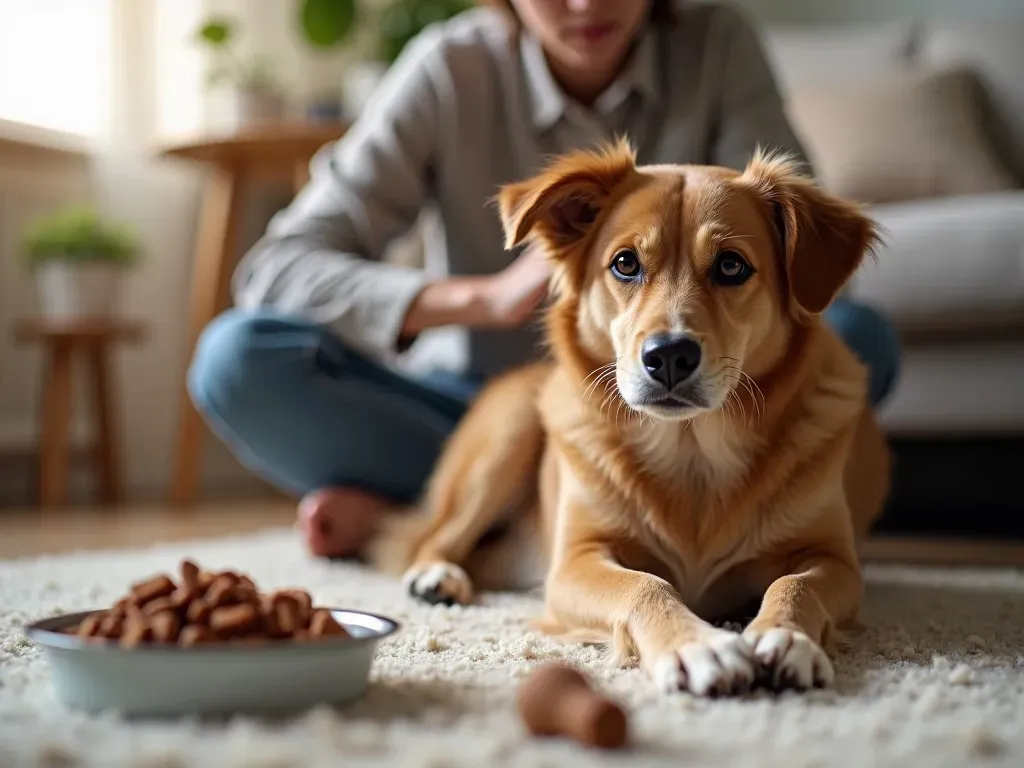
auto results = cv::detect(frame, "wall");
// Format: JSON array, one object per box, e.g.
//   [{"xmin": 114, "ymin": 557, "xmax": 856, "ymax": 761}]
[{"xmin": 729, "ymin": 0, "xmax": 1024, "ymax": 23}]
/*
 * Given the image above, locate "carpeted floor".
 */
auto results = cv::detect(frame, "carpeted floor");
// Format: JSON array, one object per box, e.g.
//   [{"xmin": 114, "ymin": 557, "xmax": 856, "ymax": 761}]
[{"xmin": 2, "ymin": 527, "xmax": 1023, "ymax": 768}]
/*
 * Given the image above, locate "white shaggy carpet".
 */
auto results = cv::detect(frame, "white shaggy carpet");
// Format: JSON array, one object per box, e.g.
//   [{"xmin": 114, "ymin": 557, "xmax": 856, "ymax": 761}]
[{"xmin": 2, "ymin": 527, "xmax": 1024, "ymax": 768}]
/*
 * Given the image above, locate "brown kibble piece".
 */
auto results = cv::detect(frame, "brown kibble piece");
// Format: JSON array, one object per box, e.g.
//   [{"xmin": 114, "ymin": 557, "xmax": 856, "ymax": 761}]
[
  {"xmin": 76, "ymin": 614, "xmax": 103, "ymax": 638},
  {"xmin": 179, "ymin": 624, "xmax": 215, "ymax": 647},
  {"xmin": 150, "ymin": 611, "xmax": 181, "ymax": 643},
  {"xmin": 205, "ymin": 575, "xmax": 240, "ymax": 607},
  {"xmin": 230, "ymin": 584, "xmax": 262, "ymax": 609},
  {"xmin": 210, "ymin": 604, "xmax": 259, "ymax": 636},
  {"xmin": 131, "ymin": 574, "xmax": 176, "ymax": 605},
  {"xmin": 309, "ymin": 609, "xmax": 349, "ymax": 638},
  {"xmin": 273, "ymin": 596, "xmax": 302, "ymax": 635},
  {"xmin": 517, "ymin": 664, "xmax": 628, "ymax": 750},
  {"xmin": 187, "ymin": 599, "xmax": 213, "ymax": 625},
  {"xmin": 98, "ymin": 611, "xmax": 125, "ymax": 639},
  {"xmin": 180, "ymin": 559, "xmax": 200, "ymax": 587},
  {"xmin": 275, "ymin": 590, "xmax": 312, "ymax": 625},
  {"xmin": 142, "ymin": 596, "xmax": 177, "ymax": 617},
  {"xmin": 170, "ymin": 584, "xmax": 202, "ymax": 610},
  {"xmin": 120, "ymin": 616, "xmax": 153, "ymax": 648}
]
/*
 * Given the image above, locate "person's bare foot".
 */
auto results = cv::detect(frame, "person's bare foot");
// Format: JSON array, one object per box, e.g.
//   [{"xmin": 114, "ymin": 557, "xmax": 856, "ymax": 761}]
[{"xmin": 297, "ymin": 487, "xmax": 391, "ymax": 558}]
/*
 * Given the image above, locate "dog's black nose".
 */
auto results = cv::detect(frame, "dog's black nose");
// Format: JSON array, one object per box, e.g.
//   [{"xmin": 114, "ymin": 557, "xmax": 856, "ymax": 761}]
[{"xmin": 641, "ymin": 334, "xmax": 702, "ymax": 390}]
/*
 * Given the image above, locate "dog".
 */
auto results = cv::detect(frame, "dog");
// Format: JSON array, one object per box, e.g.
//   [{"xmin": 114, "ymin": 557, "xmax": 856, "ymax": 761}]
[{"xmin": 367, "ymin": 139, "xmax": 892, "ymax": 697}]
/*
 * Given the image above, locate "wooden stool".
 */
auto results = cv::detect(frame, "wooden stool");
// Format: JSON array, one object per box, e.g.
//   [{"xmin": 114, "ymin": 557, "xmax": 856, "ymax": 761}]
[
  {"xmin": 158, "ymin": 121, "xmax": 348, "ymax": 506},
  {"xmin": 14, "ymin": 318, "xmax": 144, "ymax": 507}
]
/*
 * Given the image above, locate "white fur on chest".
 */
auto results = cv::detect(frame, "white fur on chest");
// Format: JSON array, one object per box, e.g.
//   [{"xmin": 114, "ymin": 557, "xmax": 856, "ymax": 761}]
[
  {"xmin": 625, "ymin": 415, "xmax": 763, "ymax": 608},
  {"xmin": 629, "ymin": 415, "xmax": 753, "ymax": 496}
]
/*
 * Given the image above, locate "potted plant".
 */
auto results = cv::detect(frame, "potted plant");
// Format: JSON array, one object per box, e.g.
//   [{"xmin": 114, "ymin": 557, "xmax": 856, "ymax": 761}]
[
  {"xmin": 298, "ymin": 0, "xmax": 470, "ymax": 120},
  {"xmin": 195, "ymin": 16, "xmax": 288, "ymax": 129},
  {"xmin": 297, "ymin": 0, "xmax": 360, "ymax": 121},
  {"xmin": 20, "ymin": 207, "xmax": 140, "ymax": 321}
]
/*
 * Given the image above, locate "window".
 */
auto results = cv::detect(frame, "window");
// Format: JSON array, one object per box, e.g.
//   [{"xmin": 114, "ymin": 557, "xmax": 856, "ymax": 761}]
[{"xmin": 0, "ymin": 0, "xmax": 111, "ymax": 138}]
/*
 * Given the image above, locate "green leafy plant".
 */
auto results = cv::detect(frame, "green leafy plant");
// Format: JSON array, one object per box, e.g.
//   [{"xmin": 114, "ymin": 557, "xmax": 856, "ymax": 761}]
[
  {"xmin": 374, "ymin": 0, "xmax": 471, "ymax": 64},
  {"xmin": 299, "ymin": 0, "xmax": 359, "ymax": 49},
  {"xmin": 294, "ymin": 0, "xmax": 470, "ymax": 65},
  {"xmin": 195, "ymin": 16, "xmax": 281, "ymax": 91},
  {"xmin": 20, "ymin": 207, "xmax": 140, "ymax": 269}
]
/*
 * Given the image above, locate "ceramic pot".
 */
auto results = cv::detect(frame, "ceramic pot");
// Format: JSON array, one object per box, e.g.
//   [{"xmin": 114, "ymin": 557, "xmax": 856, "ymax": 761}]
[{"xmin": 35, "ymin": 261, "xmax": 121, "ymax": 320}]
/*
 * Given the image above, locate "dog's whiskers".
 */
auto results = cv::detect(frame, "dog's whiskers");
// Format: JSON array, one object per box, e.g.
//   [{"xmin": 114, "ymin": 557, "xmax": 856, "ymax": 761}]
[
  {"xmin": 581, "ymin": 363, "xmax": 617, "ymax": 408},
  {"xmin": 719, "ymin": 359, "xmax": 765, "ymax": 425}
]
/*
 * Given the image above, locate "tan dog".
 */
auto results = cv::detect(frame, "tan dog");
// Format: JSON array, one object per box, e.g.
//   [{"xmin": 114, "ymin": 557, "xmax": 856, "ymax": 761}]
[{"xmin": 368, "ymin": 140, "xmax": 891, "ymax": 696}]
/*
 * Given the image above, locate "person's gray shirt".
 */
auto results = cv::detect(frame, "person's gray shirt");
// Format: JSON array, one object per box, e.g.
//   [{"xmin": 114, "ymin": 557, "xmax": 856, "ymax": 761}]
[{"xmin": 232, "ymin": 2, "xmax": 810, "ymax": 380}]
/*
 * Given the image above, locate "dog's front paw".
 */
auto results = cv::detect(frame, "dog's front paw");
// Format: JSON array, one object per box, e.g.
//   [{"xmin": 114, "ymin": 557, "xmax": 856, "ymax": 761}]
[
  {"xmin": 651, "ymin": 632, "xmax": 756, "ymax": 697},
  {"xmin": 402, "ymin": 561, "xmax": 473, "ymax": 606},
  {"xmin": 743, "ymin": 628, "xmax": 834, "ymax": 690}
]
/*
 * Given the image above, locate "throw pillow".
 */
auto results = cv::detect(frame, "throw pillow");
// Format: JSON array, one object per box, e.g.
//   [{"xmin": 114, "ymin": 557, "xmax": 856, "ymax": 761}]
[{"xmin": 785, "ymin": 66, "xmax": 1017, "ymax": 204}]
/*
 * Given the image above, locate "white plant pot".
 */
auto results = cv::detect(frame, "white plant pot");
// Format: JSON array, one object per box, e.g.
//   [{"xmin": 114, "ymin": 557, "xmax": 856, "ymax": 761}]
[
  {"xmin": 217, "ymin": 86, "xmax": 287, "ymax": 131},
  {"xmin": 35, "ymin": 261, "xmax": 122, "ymax": 321}
]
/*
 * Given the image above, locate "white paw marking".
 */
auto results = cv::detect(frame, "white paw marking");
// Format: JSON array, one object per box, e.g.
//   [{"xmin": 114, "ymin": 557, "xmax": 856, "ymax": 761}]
[
  {"xmin": 402, "ymin": 561, "xmax": 473, "ymax": 606},
  {"xmin": 743, "ymin": 628, "xmax": 835, "ymax": 690},
  {"xmin": 652, "ymin": 631, "xmax": 757, "ymax": 697}
]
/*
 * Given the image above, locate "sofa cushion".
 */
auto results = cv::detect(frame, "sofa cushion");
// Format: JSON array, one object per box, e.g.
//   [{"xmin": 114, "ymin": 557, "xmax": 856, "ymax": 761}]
[
  {"xmin": 785, "ymin": 66, "xmax": 1017, "ymax": 204},
  {"xmin": 918, "ymin": 23, "xmax": 1024, "ymax": 186},
  {"xmin": 762, "ymin": 23, "xmax": 914, "ymax": 91},
  {"xmin": 848, "ymin": 191, "xmax": 1024, "ymax": 324}
]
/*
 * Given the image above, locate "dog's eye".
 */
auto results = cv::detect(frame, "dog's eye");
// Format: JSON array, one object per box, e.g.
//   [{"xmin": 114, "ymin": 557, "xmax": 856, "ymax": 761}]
[
  {"xmin": 712, "ymin": 251, "xmax": 754, "ymax": 286},
  {"xmin": 610, "ymin": 249, "xmax": 642, "ymax": 281}
]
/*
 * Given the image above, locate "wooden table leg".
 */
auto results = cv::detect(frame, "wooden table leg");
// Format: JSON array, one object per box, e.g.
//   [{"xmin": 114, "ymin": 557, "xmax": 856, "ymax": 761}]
[
  {"xmin": 171, "ymin": 169, "xmax": 246, "ymax": 505},
  {"xmin": 170, "ymin": 168, "xmax": 245, "ymax": 506},
  {"xmin": 40, "ymin": 341, "xmax": 75, "ymax": 507},
  {"xmin": 86, "ymin": 341, "xmax": 121, "ymax": 505}
]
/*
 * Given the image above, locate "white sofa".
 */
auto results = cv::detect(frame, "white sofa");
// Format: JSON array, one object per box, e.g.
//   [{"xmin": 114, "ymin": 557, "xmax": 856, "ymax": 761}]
[{"xmin": 762, "ymin": 20, "xmax": 1024, "ymax": 437}]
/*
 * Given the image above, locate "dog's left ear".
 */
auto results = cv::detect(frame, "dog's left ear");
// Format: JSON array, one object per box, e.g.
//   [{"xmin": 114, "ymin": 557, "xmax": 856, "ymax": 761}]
[
  {"xmin": 497, "ymin": 138, "xmax": 638, "ymax": 255},
  {"xmin": 741, "ymin": 148, "xmax": 882, "ymax": 317}
]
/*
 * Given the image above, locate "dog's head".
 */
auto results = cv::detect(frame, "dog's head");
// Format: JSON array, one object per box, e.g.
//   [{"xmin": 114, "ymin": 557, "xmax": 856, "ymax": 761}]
[{"xmin": 497, "ymin": 139, "xmax": 880, "ymax": 422}]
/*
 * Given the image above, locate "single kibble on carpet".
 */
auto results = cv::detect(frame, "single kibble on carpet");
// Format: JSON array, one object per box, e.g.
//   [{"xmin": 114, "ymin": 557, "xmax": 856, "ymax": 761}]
[
  {"xmin": 66, "ymin": 559, "xmax": 351, "ymax": 647},
  {"xmin": 517, "ymin": 664, "xmax": 629, "ymax": 750}
]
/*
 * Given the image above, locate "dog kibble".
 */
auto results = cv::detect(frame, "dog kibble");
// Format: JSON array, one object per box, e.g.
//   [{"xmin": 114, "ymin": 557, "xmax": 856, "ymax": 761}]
[
  {"xmin": 186, "ymin": 599, "xmax": 213, "ymax": 625},
  {"xmin": 131, "ymin": 574, "xmax": 176, "ymax": 605},
  {"xmin": 179, "ymin": 625, "xmax": 214, "ymax": 647},
  {"xmin": 180, "ymin": 559, "xmax": 200, "ymax": 587},
  {"xmin": 75, "ymin": 614, "xmax": 102, "ymax": 638},
  {"xmin": 310, "ymin": 609, "xmax": 348, "ymax": 637},
  {"xmin": 65, "ymin": 560, "xmax": 352, "ymax": 648},
  {"xmin": 210, "ymin": 604, "xmax": 260, "ymax": 636},
  {"xmin": 517, "ymin": 664, "xmax": 629, "ymax": 750},
  {"xmin": 149, "ymin": 611, "xmax": 180, "ymax": 643}
]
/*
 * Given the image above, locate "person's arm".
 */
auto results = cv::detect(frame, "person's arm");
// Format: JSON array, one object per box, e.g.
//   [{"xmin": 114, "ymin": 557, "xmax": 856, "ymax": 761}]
[
  {"xmin": 708, "ymin": 7, "xmax": 814, "ymax": 176},
  {"xmin": 231, "ymin": 25, "xmax": 487, "ymax": 356}
]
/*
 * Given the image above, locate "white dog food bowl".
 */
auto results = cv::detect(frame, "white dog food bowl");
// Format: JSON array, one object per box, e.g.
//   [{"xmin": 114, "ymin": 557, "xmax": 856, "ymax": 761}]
[{"xmin": 27, "ymin": 608, "xmax": 399, "ymax": 717}]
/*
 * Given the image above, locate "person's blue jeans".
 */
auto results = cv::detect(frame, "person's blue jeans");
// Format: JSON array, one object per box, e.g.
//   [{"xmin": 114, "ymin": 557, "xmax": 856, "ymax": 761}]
[{"xmin": 187, "ymin": 299, "xmax": 900, "ymax": 502}]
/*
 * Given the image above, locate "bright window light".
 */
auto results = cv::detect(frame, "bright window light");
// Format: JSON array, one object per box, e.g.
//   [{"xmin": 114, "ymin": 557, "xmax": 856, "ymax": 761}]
[{"xmin": 0, "ymin": 0, "xmax": 111, "ymax": 137}]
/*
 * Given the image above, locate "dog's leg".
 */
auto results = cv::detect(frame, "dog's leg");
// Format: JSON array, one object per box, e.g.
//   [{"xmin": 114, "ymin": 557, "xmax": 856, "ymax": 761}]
[
  {"xmin": 743, "ymin": 546, "xmax": 862, "ymax": 691},
  {"xmin": 544, "ymin": 544, "xmax": 757, "ymax": 697},
  {"xmin": 369, "ymin": 363, "xmax": 549, "ymax": 606}
]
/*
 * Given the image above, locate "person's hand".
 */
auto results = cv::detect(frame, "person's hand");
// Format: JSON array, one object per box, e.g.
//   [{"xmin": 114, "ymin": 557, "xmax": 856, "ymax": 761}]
[
  {"xmin": 400, "ymin": 245, "xmax": 553, "ymax": 338},
  {"xmin": 473, "ymin": 244, "xmax": 553, "ymax": 328}
]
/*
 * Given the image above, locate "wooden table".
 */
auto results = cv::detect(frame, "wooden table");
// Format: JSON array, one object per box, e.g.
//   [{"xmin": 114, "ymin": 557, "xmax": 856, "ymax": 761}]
[
  {"xmin": 159, "ymin": 121, "xmax": 348, "ymax": 505},
  {"xmin": 13, "ymin": 318, "xmax": 145, "ymax": 507}
]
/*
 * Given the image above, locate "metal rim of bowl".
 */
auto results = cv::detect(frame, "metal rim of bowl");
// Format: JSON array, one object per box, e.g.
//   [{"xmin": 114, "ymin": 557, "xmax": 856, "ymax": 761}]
[{"xmin": 26, "ymin": 607, "xmax": 401, "ymax": 653}]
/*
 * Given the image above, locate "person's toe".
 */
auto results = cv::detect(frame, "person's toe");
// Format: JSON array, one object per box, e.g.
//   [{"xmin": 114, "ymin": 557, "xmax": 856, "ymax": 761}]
[{"xmin": 297, "ymin": 488, "xmax": 385, "ymax": 558}]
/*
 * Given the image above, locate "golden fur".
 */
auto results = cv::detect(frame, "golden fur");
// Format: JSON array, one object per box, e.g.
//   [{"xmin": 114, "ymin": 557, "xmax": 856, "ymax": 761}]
[{"xmin": 367, "ymin": 140, "xmax": 891, "ymax": 695}]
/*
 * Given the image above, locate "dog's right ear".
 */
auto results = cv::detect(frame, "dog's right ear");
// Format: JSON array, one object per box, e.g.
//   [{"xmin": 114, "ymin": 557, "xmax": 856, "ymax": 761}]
[{"xmin": 497, "ymin": 138, "xmax": 638, "ymax": 255}]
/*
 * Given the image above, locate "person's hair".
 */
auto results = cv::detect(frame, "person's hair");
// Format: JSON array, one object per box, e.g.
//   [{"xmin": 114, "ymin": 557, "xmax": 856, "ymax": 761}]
[{"xmin": 476, "ymin": 0, "xmax": 677, "ymax": 27}]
